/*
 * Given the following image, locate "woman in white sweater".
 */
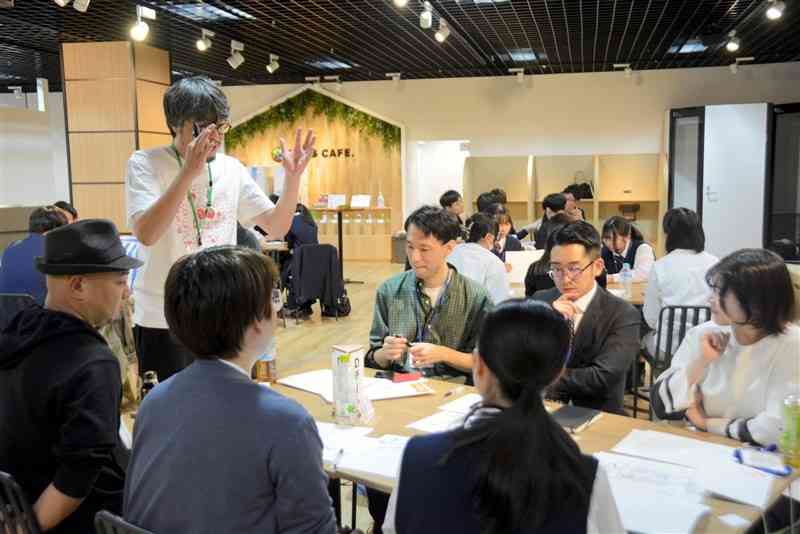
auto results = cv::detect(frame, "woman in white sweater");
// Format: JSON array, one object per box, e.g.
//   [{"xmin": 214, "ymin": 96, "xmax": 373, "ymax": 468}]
[
  {"xmin": 651, "ymin": 248, "xmax": 799, "ymax": 446},
  {"xmin": 642, "ymin": 208, "xmax": 718, "ymax": 354}
]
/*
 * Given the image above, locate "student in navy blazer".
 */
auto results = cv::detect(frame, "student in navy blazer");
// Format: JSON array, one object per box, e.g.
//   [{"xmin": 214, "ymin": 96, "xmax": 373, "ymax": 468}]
[{"xmin": 382, "ymin": 300, "xmax": 623, "ymax": 534}]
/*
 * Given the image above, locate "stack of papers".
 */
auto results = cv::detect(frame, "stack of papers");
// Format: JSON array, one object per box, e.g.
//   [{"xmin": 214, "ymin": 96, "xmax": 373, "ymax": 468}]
[
  {"xmin": 406, "ymin": 393, "xmax": 482, "ymax": 433},
  {"xmin": 278, "ymin": 369, "xmax": 435, "ymax": 403},
  {"xmin": 335, "ymin": 434, "xmax": 410, "ymax": 481},
  {"xmin": 315, "ymin": 422, "xmax": 373, "ymax": 465}
]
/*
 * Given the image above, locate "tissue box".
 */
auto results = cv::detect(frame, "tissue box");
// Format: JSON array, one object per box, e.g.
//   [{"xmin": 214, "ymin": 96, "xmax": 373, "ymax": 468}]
[{"xmin": 331, "ymin": 344, "xmax": 372, "ymax": 424}]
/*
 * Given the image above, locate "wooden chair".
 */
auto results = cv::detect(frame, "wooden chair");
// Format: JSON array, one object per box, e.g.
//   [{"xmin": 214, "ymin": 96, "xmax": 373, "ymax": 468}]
[
  {"xmin": 95, "ymin": 510, "xmax": 155, "ymax": 534},
  {"xmin": 632, "ymin": 305, "xmax": 711, "ymax": 419},
  {"xmin": 0, "ymin": 471, "xmax": 41, "ymax": 534}
]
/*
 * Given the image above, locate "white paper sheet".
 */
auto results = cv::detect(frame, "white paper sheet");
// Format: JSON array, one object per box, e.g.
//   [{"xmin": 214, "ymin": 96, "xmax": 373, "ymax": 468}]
[
  {"xmin": 615, "ymin": 495, "xmax": 710, "ymax": 534},
  {"xmin": 315, "ymin": 421, "xmax": 374, "ymax": 465},
  {"xmin": 407, "ymin": 410, "xmax": 465, "ymax": 433},
  {"xmin": 278, "ymin": 370, "xmax": 435, "ymax": 404},
  {"xmin": 595, "ymin": 452, "xmax": 705, "ymax": 503},
  {"xmin": 505, "ymin": 250, "xmax": 545, "ymax": 284},
  {"xmin": 695, "ymin": 458, "xmax": 779, "ymax": 509},
  {"xmin": 719, "ymin": 514, "xmax": 751, "ymax": 529},
  {"xmin": 611, "ymin": 429, "xmax": 736, "ymax": 468},
  {"xmin": 335, "ymin": 434, "xmax": 410, "ymax": 481},
  {"xmin": 437, "ymin": 393, "xmax": 483, "ymax": 415}
]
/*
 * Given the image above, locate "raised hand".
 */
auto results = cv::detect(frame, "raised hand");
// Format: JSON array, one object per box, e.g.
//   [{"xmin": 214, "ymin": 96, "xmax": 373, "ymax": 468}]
[{"xmin": 279, "ymin": 128, "xmax": 316, "ymax": 180}]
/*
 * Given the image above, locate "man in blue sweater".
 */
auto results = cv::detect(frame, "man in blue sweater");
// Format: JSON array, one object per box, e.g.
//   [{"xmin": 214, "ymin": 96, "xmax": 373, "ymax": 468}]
[
  {"xmin": 124, "ymin": 246, "xmax": 337, "ymax": 534},
  {"xmin": 0, "ymin": 207, "xmax": 67, "ymax": 304}
]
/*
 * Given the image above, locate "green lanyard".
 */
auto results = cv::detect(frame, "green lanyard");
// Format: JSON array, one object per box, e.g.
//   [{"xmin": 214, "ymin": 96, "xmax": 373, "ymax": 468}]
[{"xmin": 171, "ymin": 146, "xmax": 213, "ymax": 247}]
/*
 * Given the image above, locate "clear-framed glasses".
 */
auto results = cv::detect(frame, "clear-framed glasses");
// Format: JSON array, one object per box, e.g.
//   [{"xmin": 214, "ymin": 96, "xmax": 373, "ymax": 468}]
[
  {"xmin": 548, "ymin": 262, "xmax": 594, "ymax": 280},
  {"xmin": 195, "ymin": 121, "xmax": 231, "ymax": 134}
]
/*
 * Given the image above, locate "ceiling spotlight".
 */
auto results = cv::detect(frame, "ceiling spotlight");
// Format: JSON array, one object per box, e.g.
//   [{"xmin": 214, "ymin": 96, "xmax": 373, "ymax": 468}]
[
  {"xmin": 435, "ymin": 19, "xmax": 450, "ymax": 43},
  {"xmin": 508, "ymin": 67, "xmax": 525, "ymax": 84},
  {"xmin": 766, "ymin": 0, "xmax": 785, "ymax": 19},
  {"xmin": 53, "ymin": 0, "xmax": 71, "ymax": 6},
  {"xmin": 196, "ymin": 29, "xmax": 214, "ymax": 51},
  {"xmin": 130, "ymin": 5, "xmax": 156, "ymax": 42},
  {"xmin": 9, "ymin": 86, "xmax": 23, "ymax": 99},
  {"xmin": 730, "ymin": 56, "xmax": 755, "ymax": 74},
  {"xmin": 420, "ymin": 2, "xmax": 433, "ymax": 29},
  {"xmin": 386, "ymin": 72, "xmax": 401, "ymax": 85},
  {"xmin": 227, "ymin": 40, "xmax": 245, "ymax": 69},
  {"xmin": 73, "ymin": 0, "xmax": 89, "ymax": 12},
  {"xmin": 325, "ymin": 75, "xmax": 342, "ymax": 91},
  {"xmin": 624, "ymin": 66, "xmax": 633, "ymax": 78},
  {"xmin": 266, "ymin": 53, "xmax": 280, "ymax": 74},
  {"xmin": 305, "ymin": 76, "xmax": 321, "ymax": 87},
  {"xmin": 725, "ymin": 31, "xmax": 740, "ymax": 52},
  {"xmin": 393, "ymin": 0, "xmax": 408, "ymax": 6}
]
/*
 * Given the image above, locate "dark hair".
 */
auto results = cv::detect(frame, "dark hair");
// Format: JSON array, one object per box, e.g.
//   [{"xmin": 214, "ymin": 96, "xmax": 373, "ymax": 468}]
[
  {"xmin": 53, "ymin": 201, "xmax": 78, "ymax": 219},
  {"xmin": 562, "ymin": 184, "xmax": 583, "ymax": 200},
  {"xmin": 476, "ymin": 192, "xmax": 499, "ymax": 213},
  {"xmin": 466, "ymin": 213, "xmax": 498, "ymax": 244},
  {"xmin": 268, "ymin": 193, "xmax": 280, "ymax": 204},
  {"xmin": 163, "ymin": 76, "xmax": 230, "ymax": 136},
  {"xmin": 602, "ymin": 215, "xmax": 644, "ymax": 242},
  {"xmin": 663, "ymin": 208, "xmax": 705, "ymax": 253},
  {"xmin": 705, "ymin": 248, "xmax": 795, "ymax": 336},
  {"xmin": 29, "ymin": 206, "xmax": 67, "ymax": 234},
  {"xmin": 490, "ymin": 188, "xmax": 508, "ymax": 205},
  {"xmin": 552, "ymin": 221, "xmax": 602, "ymax": 257},
  {"xmin": 495, "ymin": 212, "xmax": 514, "ymax": 228},
  {"xmin": 530, "ymin": 213, "xmax": 573, "ymax": 277},
  {"xmin": 295, "ymin": 203, "xmax": 317, "ymax": 227},
  {"xmin": 439, "ymin": 190, "xmax": 462, "ymax": 209},
  {"xmin": 447, "ymin": 299, "xmax": 591, "ymax": 533},
  {"xmin": 542, "ymin": 193, "xmax": 567, "ymax": 216},
  {"xmin": 165, "ymin": 246, "xmax": 276, "ymax": 359},
  {"xmin": 404, "ymin": 206, "xmax": 460, "ymax": 244}
]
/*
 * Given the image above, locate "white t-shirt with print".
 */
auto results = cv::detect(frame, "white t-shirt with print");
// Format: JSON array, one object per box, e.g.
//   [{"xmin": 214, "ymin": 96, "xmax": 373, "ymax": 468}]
[{"xmin": 125, "ymin": 146, "xmax": 274, "ymax": 329}]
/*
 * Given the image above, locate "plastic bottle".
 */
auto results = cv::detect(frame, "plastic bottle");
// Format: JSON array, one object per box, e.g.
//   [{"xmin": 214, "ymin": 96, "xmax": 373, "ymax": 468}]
[
  {"xmin": 620, "ymin": 263, "xmax": 633, "ymax": 299},
  {"xmin": 376, "ymin": 192, "xmax": 385, "ymax": 208},
  {"xmin": 255, "ymin": 288, "xmax": 281, "ymax": 383},
  {"xmin": 780, "ymin": 393, "xmax": 800, "ymax": 468}
]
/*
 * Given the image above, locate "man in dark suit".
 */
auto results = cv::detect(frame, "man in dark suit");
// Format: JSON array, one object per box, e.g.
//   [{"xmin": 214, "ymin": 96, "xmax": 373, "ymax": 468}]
[{"xmin": 532, "ymin": 221, "xmax": 640, "ymax": 415}]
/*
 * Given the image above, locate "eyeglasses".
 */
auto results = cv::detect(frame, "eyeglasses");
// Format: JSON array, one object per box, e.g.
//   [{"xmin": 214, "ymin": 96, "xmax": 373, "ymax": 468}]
[
  {"xmin": 195, "ymin": 121, "xmax": 231, "ymax": 134},
  {"xmin": 548, "ymin": 262, "xmax": 594, "ymax": 280}
]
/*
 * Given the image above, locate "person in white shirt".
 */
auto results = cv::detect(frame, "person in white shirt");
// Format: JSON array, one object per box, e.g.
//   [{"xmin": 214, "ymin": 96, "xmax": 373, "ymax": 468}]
[
  {"xmin": 382, "ymin": 299, "xmax": 623, "ymax": 534},
  {"xmin": 601, "ymin": 216, "xmax": 655, "ymax": 283},
  {"xmin": 643, "ymin": 208, "xmax": 718, "ymax": 354},
  {"xmin": 651, "ymin": 248, "xmax": 799, "ymax": 446},
  {"xmin": 447, "ymin": 213, "xmax": 510, "ymax": 304},
  {"xmin": 125, "ymin": 76, "xmax": 315, "ymax": 382}
]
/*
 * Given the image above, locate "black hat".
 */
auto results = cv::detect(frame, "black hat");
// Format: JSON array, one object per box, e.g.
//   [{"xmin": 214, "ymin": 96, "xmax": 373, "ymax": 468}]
[{"xmin": 36, "ymin": 219, "xmax": 144, "ymax": 275}]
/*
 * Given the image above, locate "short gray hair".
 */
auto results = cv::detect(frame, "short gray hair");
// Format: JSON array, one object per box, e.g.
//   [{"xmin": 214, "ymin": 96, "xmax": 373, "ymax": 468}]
[{"xmin": 163, "ymin": 76, "xmax": 230, "ymax": 136}]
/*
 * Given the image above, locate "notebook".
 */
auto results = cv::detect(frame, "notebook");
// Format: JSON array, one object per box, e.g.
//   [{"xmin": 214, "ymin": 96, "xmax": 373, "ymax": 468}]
[{"xmin": 551, "ymin": 404, "xmax": 603, "ymax": 433}]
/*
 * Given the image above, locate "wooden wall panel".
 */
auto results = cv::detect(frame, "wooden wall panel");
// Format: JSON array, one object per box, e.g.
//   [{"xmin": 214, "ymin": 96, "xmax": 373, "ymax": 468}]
[
  {"xmin": 138, "ymin": 133, "xmax": 173, "ymax": 150},
  {"xmin": 533, "ymin": 155, "xmax": 595, "ymax": 201},
  {"xmin": 597, "ymin": 154, "xmax": 659, "ymax": 201},
  {"xmin": 62, "ymin": 42, "xmax": 132, "ymax": 80},
  {"xmin": 134, "ymin": 44, "xmax": 170, "ymax": 84},
  {"xmin": 72, "ymin": 184, "xmax": 129, "ymax": 232},
  {"xmin": 65, "ymin": 79, "xmax": 135, "ymax": 131},
  {"xmin": 229, "ymin": 108, "xmax": 403, "ymax": 232},
  {"xmin": 68, "ymin": 132, "xmax": 136, "ymax": 182},
  {"xmin": 136, "ymin": 80, "xmax": 169, "ymax": 134}
]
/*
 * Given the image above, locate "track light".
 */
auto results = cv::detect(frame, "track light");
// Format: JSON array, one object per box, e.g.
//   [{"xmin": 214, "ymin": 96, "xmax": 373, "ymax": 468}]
[
  {"xmin": 393, "ymin": 0, "xmax": 408, "ymax": 6},
  {"xmin": 305, "ymin": 76, "xmax": 321, "ymax": 88},
  {"xmin": 386, "ymin": 72, "xmax": 401, "ymax": 86},
  {"xmin": 420, "ymin": 2, "xmax": 433, "ymax": 29},
  {"xmin": 227, "ymin": 40, "xmax": 245, "ymax": 69},
  {"xmin": 730, "ymin": 56, "xmax": 755, "ymax": 74},
  {"xmin": 266, "ymin": 54, "xmax": 280, "ymax": 74},
  {"xmin": 73, "ymin": 0, "xmax": 89, "ymax": 12},
  {"xmin": 725, "ymin": 31, "xmax": 740, "ymax": 52},
  {"xmin": 130, "ymin": 5, "xmax": 155, "ymax": 42},
  {"xmin": 766, "ymin": 0, "xmax": 785, "ymax": 19},
  {"xmin": 624, "ymin": 66, "xmax": 632, "ymax": 78},
  {"xmin": 324, "ymin": 75, "xmax": 342, "ymax": 91},
  {"xmin": 196, "ymin": 29, "xmax": 214, "ymax": 51},
  {"xmin": 508, "ymin": 67, "xmax": 525, "ymax": 84},
  {"xmin": 8, "ymin": 86, "xmax": 23, "ymax": 99},
  {"xmin": 53, "ymin": 0, "xmax": 71, "ymax": 6},
  {"xmin": 435, "ymin": 19, "xmax": 450, "ymax": 43}
]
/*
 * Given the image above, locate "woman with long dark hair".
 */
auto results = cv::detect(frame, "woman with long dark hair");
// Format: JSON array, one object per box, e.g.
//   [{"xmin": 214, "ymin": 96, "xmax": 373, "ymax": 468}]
[
  {"xmin": 383, "ymin": 299, "xmax": 623, "ymax": 534},
  {"xmin": 601, "ymin": 215, "xmax": 654, "ymax": 282}
]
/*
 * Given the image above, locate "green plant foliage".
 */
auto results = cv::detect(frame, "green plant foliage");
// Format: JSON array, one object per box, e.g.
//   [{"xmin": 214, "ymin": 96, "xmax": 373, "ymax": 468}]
[{"xmin": 226, "ymin": 89, "xmax": 401, "ymax": 151}]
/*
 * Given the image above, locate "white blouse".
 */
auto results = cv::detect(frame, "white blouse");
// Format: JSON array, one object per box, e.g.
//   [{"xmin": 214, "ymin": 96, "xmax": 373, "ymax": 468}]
[{"xmin": 653, "ymin": 321, "xmax": 800, "ymax": 445}]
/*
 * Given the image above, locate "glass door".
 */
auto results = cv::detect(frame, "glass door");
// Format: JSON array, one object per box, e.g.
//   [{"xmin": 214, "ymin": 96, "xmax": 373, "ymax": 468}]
[
  {"xmin": 765, "ymin": 103, "xmax": 800, "ymax": 261},
  {"xmin": 668, "ymin": 107, "xmax": 705, "ymax": 218}
]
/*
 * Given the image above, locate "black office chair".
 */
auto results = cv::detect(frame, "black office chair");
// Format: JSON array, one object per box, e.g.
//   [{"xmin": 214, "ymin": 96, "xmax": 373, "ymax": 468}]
[
  {"xmin": 631, "ymin": 305, "xmax": 711, "ymax": 420},
  {"xmin": 95, "ymin": 510, "xmax": 155, "ymax": 534},
  {"xmin": 0, "ymin": 293, "xmax": 36, "ymax": 332},
  {"xmin": 0, "ymin": 470, "xmax": 41, "ymax": 534}
]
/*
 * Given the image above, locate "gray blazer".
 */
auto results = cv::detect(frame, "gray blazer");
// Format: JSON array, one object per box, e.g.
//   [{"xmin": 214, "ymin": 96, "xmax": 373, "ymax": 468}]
[
  {"xmin": 532, "ymin": 286, "xmax": 641, "ymax": 415},
  {"xmin": 124, "ymin": 359, "xmax": 336, "ymax": 534}
]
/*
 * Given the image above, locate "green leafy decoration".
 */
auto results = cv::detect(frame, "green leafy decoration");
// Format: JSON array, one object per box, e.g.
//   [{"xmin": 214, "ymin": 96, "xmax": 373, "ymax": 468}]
[{"xmin": 226, "ymin": 89, "xmax": 401, "ymax": 151}]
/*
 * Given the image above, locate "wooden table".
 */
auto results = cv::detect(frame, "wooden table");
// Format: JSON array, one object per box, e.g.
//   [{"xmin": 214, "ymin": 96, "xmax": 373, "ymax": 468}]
[
  {"xmin": 275, "ymin": 364, "xmax": 791, "ymax": 534},
  {"xmin": 607, "ymin": 281, "xmax": 646, "ymax": 306}
]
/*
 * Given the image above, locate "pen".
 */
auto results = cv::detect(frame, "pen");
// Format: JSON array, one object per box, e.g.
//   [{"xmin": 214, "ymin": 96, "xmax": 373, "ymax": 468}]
[
  {"xmin": 332, "ymin": 448, "xmax": 345, "ymax": 469},
  {"xmin": 444, "ymin": 386, "xmax": 465, "ymax": 398}
]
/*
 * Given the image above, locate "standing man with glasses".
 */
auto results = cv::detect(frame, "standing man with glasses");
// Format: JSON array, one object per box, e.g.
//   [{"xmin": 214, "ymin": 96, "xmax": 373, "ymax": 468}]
[
  {"xmin": 531, "ymin": 221, "xmax": 640, "ymax": 415},
  {"xmin": 125, "ymin": 76, "xmax": 316, "ymax": 382}
]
